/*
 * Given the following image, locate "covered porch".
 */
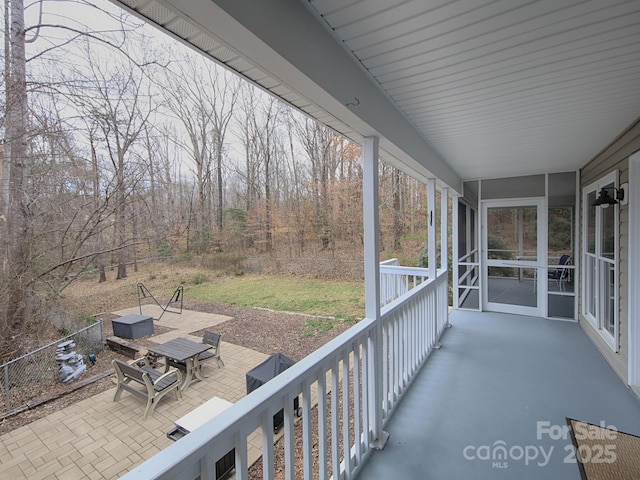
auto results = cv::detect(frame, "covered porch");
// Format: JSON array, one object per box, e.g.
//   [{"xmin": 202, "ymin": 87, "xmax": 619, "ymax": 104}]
[
  {"xmin": 358, "ymin": 309, "xmax": 640, "ymax": 479},
  {"xmin": 118, "ymin": 264, "xmax": 640, "ymax": 480},
  {"xmin": 3, "ymin": 305, "xmax": 638, "ymax": 479},
  {"xmin": 103, "ymin": 1, "xmax": 640, "ymax": 478}
]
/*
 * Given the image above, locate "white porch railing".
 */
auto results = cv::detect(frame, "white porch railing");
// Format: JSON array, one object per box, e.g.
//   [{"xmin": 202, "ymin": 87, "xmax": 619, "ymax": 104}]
[
  {"xmin": 120, "ymin": 268, "xmax": 449, "ymax": 480},
  {"xmin": 379, "ymin": 260, "xmax": 430, "ymax": 306},
  {"xmin": 380, "ymin": 268, "xmax": 449, "ymax": 420}
]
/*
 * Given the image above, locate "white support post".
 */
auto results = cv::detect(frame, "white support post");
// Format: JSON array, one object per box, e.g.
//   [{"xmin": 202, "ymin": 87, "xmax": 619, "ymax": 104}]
[
  {"xmin": 441, "ymin": 187, "xmax": 449, "ymax": 271},
  {"xmin": 629, "ymin": 151, "xmax": 640, "ymax": 390},
  {"xmin": 427, "ymin": 178, "xmax": 437, "ymax": 279},
  {"xmin": 362, "ymin": 136, "xmax": 388, "ymax": 450},
  {"xmin": 428, "ymin": 179, "xmax": 441, "ymax": 348},
  {"xmin": 363, "ymin": 136, "xmax": 380, "ymax": 336},
  {"xmin": 441, "ymin": 187, "xmax": 451, "ymax": 329},
  {"xmin": 453, "ymin": 197, "xmax": 460, "ymax": 309}
]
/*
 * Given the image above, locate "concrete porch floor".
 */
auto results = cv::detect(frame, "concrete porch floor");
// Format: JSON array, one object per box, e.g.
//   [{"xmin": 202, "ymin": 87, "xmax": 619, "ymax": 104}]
[
  {"xmin": 356, "ymin": 310, "xmax": 640, "ymax": 479},
  {"xmin": 0, "ymin": 310, "xmax": 269, "ymax": 480}
]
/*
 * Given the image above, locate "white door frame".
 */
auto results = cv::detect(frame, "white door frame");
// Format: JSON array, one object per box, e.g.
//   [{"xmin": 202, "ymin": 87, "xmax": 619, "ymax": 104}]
[
  {"xmin": 482, "ymin": 197, "xmax": 547, "ymax": 316},
  {"xmin": 629, "ymin": 151, "xmax": 640, "ymax": 387}
]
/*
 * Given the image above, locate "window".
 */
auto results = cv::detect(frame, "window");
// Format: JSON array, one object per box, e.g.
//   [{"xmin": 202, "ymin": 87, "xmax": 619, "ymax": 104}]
[{"xmin": 582, "ymin": 171, "xmax": 619, "ymax": 351}]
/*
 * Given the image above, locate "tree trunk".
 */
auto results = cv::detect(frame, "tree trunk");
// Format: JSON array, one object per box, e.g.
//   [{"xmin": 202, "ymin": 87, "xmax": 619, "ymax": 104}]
[
  {"xmin": 216, "ymin": 144, "xmax": 224, "ymax": 233},
  {"xmin": 264, "ymin": 149, "xmax": 273, "ymax": 253},
  {"xmin": 115, "ymin": 161, "xmax": 127, "ymax": 279},
  {"xmin": 0, "ymin": 0, "xmax": 12, "ymax": 218},
  {"xmin": 98, "ymin": 265, "xmax": 107, "ymax": 283},
  {"xmin": 3, "ymin": 0, "xmax": 31, "ymax": 333},
  {"xmin": 131, "ymin": 201, "xmax": 138, "ymax": 273},
  {"xmin": 393, "ymin": 167, "xmax": 402, "ymax": 250}
]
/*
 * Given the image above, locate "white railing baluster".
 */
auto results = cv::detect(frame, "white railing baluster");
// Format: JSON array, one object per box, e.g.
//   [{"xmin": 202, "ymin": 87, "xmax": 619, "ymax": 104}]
[
  {"xmin": 200, "ymin": 451, "xmax": 216, "ymax": 480},
  {"xmin": 433, "ymin": 289, "xmax": 438, "ymax": 345},
  {"xmin": 411, "ymin": 300, "xmax": 416, "ymax": 371},
  {"xmin": 234, "ymin": 432, "xmax": 248, "ymax": 480},
  {"xmin": 342, "ymin": 349, "xmax": 352, "ymax": 477},
  {"xmin": 415, "ymin": 297, "xmax": 420, "ymax": 368},
  {"xmin": 393, "ymin": 315, "xmax": 400, "ymax": 402},
  {"xmin": 397, "ymin": 307, "xmax": 403, "ymax": 393},
  {"xmin": 388, "ymin": 318, "xmax": 393, "ymax": 405},
  {"xmin": 400, "ymin": 308, "xmax": 405, "ymax": 392},
  {"xmin": 262, "ymin": 410, "xmax": 275, "ymax": 480},
  {"xmin": 283, "ymin": 391, "xmax": 295, "ymax": 480},
  {"xmin": 410, "ymin": 300, "xmax": 416, "ymax": 376},
  {"xmin": 353, "ymin": 341, "xmax": 362, "ymax": 465},
  {"xmin": 317, "ymin": 371, "xmax": 328, "ymax": 480},
  {"xmin": 417, "ymin": 296, "xmax": 423, "ymax": 364},
  {"xmin": 382, "ymin": 321, "xmax": 389, "ymax": 416},
  {"xmin": 403, "ymin": 304, "xmax": 409, "ymax": 388},
  {"xmin": 424, "ymin": 291, "xmax": 429, "ymax": 357},
  {"xmin": 331, "ymin": 357, "xmax": 340, "ymax": 479},
  {"xmin": 361, "ymin": 337, "xmax": 370, "ymax": 451},
  {"xmin": 302, "ymin": 381, "xmax": 313, "ymax": 480},
  {"xmin": 429, "ymin": 292, "xmax": 435, "ymax": 348}
]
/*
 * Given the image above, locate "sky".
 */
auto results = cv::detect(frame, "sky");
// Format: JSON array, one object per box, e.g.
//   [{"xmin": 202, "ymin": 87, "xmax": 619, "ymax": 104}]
[
  {"xmin": 6, "ymin": 0, "xmax": 347, "ymax": 196},
  {"xmin": 18, "ymin": 0, "xmax": 281, "ymax": 179}
]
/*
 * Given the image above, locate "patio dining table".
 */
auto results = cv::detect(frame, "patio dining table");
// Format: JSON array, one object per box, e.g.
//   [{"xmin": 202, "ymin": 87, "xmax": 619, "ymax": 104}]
[{"xmin": 147, "ymin": 337, "xmax": 211, "ymax": 391}]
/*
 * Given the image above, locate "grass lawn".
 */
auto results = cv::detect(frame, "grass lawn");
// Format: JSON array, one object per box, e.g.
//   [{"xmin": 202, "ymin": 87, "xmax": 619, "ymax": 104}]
[{"xmin": 186, "ymin": 274, "xmax": 365, "ymax": 319}]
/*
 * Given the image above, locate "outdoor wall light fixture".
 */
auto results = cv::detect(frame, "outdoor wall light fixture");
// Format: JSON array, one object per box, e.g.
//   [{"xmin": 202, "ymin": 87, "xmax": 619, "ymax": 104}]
[{"xmin": 592, "ymin": 185, "xmax": 625, "ymax": 208}]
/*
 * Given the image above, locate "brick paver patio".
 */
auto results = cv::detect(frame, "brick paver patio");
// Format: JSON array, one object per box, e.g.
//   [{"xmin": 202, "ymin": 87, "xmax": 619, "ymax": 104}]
[{"xmin": 0, "ymin": 310, "xmax": 269, "ymax": 480}]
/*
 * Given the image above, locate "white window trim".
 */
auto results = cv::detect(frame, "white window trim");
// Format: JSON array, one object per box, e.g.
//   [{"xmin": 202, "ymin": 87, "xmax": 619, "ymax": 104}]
[{"xmin": 582, "ymin": 170, "xmax": 619, "ymax": 352}]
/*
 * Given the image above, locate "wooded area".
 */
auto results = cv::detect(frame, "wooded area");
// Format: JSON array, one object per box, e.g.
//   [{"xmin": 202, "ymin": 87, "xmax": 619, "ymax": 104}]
[{"xmin": 0, "ymin": 0, "xmax": 434, "ymax": 359}]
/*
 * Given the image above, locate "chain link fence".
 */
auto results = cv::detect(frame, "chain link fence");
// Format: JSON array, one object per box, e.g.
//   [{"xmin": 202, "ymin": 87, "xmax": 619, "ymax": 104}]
[{"xmin": 0, "ymin": 320, "xmax": 104, "ymax": 414}]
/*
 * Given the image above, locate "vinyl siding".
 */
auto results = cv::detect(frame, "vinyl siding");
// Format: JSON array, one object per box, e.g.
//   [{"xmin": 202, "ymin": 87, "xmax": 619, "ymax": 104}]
[{"xmin": 579, "ymin": 117, "xmax": 640, "ymax": 383}]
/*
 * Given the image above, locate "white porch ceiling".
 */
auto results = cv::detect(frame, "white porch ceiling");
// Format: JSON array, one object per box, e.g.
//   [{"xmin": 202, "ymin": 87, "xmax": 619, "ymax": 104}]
[
  {"xmin": 112, "ymin": 0, "xmax": 640, "ymax": 191},
  {"xmin": 308, "ymin": 0, "xmax": 640, "ymax": 181}
]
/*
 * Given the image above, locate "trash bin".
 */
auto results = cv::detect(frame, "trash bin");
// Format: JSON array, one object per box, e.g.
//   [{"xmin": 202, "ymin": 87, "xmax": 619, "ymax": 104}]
[{"xmin": 246, "ymin": 353, "xmax": 302, "ymax": 433}]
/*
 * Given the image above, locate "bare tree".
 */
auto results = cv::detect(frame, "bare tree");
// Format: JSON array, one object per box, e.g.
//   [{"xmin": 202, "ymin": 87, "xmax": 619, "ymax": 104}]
[
  {"xmin": 285, "ymin": 110, "xmax": 309, "ymax": 255},
  {"xmin": 2, "ymin": 0, "xmax": 31, "ymax": 337},
  {"xmin": 160, "ymin": 54, "xmax": 239, "ymax": 252},
  {"xmin": 0, "ymin": 1, "xmax": 166, "ymax": 353},
  {"xmin": 253, "ymin": 96, "xmax": 284, "ymax": 253},
  {"xmin": 237, "ymin": 86, "xmax": 260, "ymax": 214},
  {"xmin": 210, "ymin": 72, "xmax": 240, "ymax": 235},
  {"xmin": 67, "ymin": 37, "xmax": 155, "ymax": 279},
  {"xmin": 0, "ymin": 0, "xmax": 441, "ymax": 363},
  {"xmin": 297, "ymin": 118, "xmax": 337, "ymax": 251},
  {"xmin": 392, "ymin": 166, "xmax": 403, "ymax": 251}
]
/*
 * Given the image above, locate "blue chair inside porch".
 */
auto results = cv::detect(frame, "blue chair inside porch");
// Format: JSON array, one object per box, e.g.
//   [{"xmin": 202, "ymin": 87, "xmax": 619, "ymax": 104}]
[{"xmin": 548, "ymin": 254, "xmax": 572, "ymax": 291}]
